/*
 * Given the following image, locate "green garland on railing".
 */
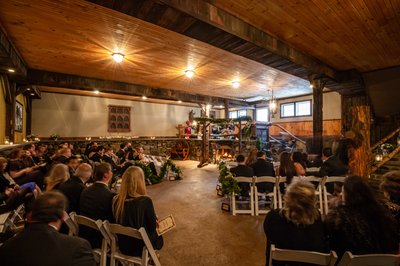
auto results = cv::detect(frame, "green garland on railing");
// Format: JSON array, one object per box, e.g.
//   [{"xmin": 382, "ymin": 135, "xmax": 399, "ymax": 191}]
[
  {"xmin": 217, "ymin": 161, "xmax": 241, "ymax": 195},
  {"xmin": 159, "ymin": 159, "xmax": 182, "ymax": 180},
  {"xmin": 132, "ymin": 161, "xmax": 162, "ymax": 184}
]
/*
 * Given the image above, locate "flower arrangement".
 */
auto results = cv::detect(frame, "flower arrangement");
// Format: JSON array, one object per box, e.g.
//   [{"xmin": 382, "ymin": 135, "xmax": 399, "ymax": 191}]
[
  {"xmin": 50, "ymin": 133, "xmax": 60, "ymax": 140},
  {"xmin": 159, "ymin": 159, "xmax": 182, "ymax": 180},
  {"xmin": 26, "ymin": 134, "xmax": 37, "ymax": 141},
  {"xmin": 132, "ymin": 161, "xmax": 162, "ymax": 184},
  {"xmin": 217, "ymin": 161, "xmax": 241, "ymax": 195}
]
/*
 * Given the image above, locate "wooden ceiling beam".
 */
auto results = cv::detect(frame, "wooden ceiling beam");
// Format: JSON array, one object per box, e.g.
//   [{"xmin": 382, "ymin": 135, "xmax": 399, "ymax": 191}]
[
  {"xmin": 26, "ymin": 69, "xmax": 249, "ymax": 107},
  {"xmin": 0, "ymin": 26, "xmax": 27, "ymax": 77}
]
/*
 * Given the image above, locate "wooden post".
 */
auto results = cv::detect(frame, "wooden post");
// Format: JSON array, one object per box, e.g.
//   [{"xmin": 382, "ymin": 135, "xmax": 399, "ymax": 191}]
[
  {"xmin": 224, "ymin": 99, "xmax": 229, "ymax": 119},
  {"xmin": 2, "ymin": 75, "xmax": 16, "ymax": 142},
  {"xmin": 309, "ymin": 75, "xmax": 326, "ymax": 155},
  {"xmin": 198, "ymin": 122, "xmax": 210, "ymax": 168},
  {"xmin": 238, "ymin": 119, "xmax": 243, "ymax": 153},
  {"xmin": 348, "ymin": 106, "xmax": 371, "ymax": 178}
]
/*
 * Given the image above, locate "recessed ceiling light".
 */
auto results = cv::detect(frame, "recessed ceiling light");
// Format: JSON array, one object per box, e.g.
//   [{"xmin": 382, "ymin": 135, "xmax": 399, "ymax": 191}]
[
  {"xmin": 27, "ymin": 88, "xmax": 31, "ymax": 91},
  {"xmin": 7, "ymin": 69, "xmax": 15, "ymax": 73},
  {"xmin": 219, "ymin": 105, "xmax": 224, "ymax": 108},
  {"xmin": 185, "ymin": 70, "xmax": 194, "ymax": 78},
  {"xmin": 94, "ymin": 90, "xmax": 100, "ymax": 94},
  {"xmin": 30, "ymin": 93, "xmax": 35, "ymax": 96},
  {"xmin": 112, "ymin": 53, "xmax": 124, "ymax": 63},
  {"xmin": 142, "ymin": 96, "xmax": 147, "ymax": 100},
  {"xmin": 178, "ymin": 100, "xmax": 182, "ymax": 103},
  {"xmin": 232, "ymin": 80, "xmax": 240, "ymax": 88}
]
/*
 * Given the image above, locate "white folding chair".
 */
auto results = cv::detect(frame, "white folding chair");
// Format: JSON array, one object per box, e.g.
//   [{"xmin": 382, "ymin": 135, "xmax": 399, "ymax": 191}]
[
  {"xmin": 0, "ymin": 204, "xmax": 24, "ymax": 233},
  {"xmin": 276, "ymin": 176, "xmax": 287, "ymax": 209},
  {"xmin": 337, "ymin": 251, "xmax": 399, "ymax": 266},
  {"xmin": 303, "ymin": 176, "xmax": 325, "ymax": 214},
  {"xmin": 103, "ymin": 220, "xmax": 161, "ymax": 266},
  {"xmin": 231, "ymin": 176, "xmax": 254, "ymax": 216},
  {"xmin": 69, "ymin": 212, "xmax": 108, "ymax": 266},
  {"xmin": 254, "ymin": 176, "xmax": 278, "ymax": 215},
  {"xmin": 269, "ymin": 244, "xmax": 338, "ymax": 266},
  {"xmin": 322, "ymin": 176, "xmax": 347, "ymax": 215}
]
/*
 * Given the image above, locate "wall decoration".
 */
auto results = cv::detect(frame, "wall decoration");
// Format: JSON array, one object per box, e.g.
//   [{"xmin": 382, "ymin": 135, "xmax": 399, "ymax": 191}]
[
  {"xmin": 15, "ymin": 101, "xmax": 23, "ymax": 132},
  {"xmin": 108, "ymin": 105, "xmax": 131, "ymax": 132}
]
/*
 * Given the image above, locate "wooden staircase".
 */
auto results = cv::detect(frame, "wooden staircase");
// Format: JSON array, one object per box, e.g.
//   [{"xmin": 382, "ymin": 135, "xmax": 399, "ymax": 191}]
[{"xmin": 368, "ymin": 127, "xmax": 400, "ymax": 202}]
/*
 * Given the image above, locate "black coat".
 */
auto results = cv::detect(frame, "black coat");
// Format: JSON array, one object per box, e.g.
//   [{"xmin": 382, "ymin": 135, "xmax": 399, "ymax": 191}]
[
  {"xmin": 58, "ymin": 175, "xmax": 86, "ymax": 213},
  {"xmin": 0, "ymin": 223, "xmax": 95, "ymax": 266},
  {"xmin": 230, "ymin": 165, "xmax": 254, "ymax": 197},
  {"xmin": 251, "ymin": 159, "xmax": 276, "ymax": 193},
  {"xmin": 79, "ymin": 182, "xmax": 115, "ymax": 248},
  {"xmin": 318, "ymin": 156, "xmax": 347, "ymax": 177}
]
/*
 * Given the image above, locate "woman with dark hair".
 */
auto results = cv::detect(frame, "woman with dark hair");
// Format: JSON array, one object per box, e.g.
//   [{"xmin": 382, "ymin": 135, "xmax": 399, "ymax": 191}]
[
  {"xmin": 380, "ymin": 171, "xmax": 400, "ymax": 225},
  {"xmin": 325, "ymin": 176, "xmax": 398, "ymax": 259},
  {"xmin": 292, "ymin": 151, "xmax": 306, "ymax": 176},
  {"xmin": 112, "ymin": 166, "xmax": 163, "ymax": 256},
  {"xmin": 264, "ymin": 180, "xmax": 328, "ymax": 266},
  {"xmin": 277, "ymin": 152, "xmax": 296, "ymax": 186}
]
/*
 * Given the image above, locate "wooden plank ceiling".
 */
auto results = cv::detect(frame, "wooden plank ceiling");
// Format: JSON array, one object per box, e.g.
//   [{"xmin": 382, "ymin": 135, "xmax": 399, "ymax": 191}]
[{"xmin": 0, "ymin": 0, "xmax": 398, "ymax": 103}]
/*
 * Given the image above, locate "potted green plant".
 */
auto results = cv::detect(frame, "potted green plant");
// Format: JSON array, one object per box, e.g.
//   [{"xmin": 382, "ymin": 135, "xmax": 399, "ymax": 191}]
[{"xmin": 50, "ymin": 133, "xmax": 60, "ymax": 141}]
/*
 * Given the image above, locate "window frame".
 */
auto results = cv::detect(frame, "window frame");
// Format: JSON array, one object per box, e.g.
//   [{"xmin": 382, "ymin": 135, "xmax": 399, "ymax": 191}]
[
  {"xmin": 280, "ymin": 99, "xmax": 312, "ymax": 118},
  {"xmin": 255, "ymin": 107, "xmax": 270, "ymax": 122},
  {"xmin": 229, "ymin": 109, "xmax": 247, "ymax": 119}
]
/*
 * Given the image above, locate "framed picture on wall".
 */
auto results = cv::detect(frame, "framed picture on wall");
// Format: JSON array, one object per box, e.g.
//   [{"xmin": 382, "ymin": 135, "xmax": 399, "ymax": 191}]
[
  {"xmin": 15, "ymin": 101, "xmax": 23, "ymax": 132},
  {"xmin": 108, "ymin": 105, "xmax": 131, "ymax": 132}
]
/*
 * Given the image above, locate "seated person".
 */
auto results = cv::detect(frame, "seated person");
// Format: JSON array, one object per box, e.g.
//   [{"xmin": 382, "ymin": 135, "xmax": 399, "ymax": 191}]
[
  {"xmin": 292, "ymin": 151, "xmax": 306, "ymax": 176},
  {"xmin": 45, "ymin": 164, "xmax": 70, "ymax": 191},
  {"xmin": 264, "ymin": 180, "xmax": 328, "ymax": 266},
  {"xmin": 90, "ymin": 146, "xmax": 105, "ymax": 163},
  {"xmin": 66, "ymin": 156, "xmax": 80, "ymax": 177},
  {"xmin": 8, "ymin": 148, "xmax": 45, "ymax": 189},
  {"xmin": 0, "ymin": 157, "xmax": 38, "ymax": 214},
  {"xmin": 53, "ymin": 148, "xmax": 72, "ymax": 165},
  {"xmin": 317, "ymin": 148, "xmax": 347, "ymax": 177},
  {"xmin": 250, "ymin": 151, "xmax": 275, "ymax": 193},
  {"xmin": 113, "ymin": 166, "xmax": 163, "ymax": 256},
  {"xmin": 325, "ymin": 176, "xmax": 398, "ymax": 260},
  {"xmin": 0, "ymin": 191, "xmax": 95, "ymax": 266},
  {"xmin": 380, "ymin": 171, "xmax": 400, "ymax": 225},
  {"xmin": 102, "ymin": 146, "xmax": 125, "ymax": 175},
  {"xmin": 230, "ymin": 154, "xmax": 254, "ymax": 197}
]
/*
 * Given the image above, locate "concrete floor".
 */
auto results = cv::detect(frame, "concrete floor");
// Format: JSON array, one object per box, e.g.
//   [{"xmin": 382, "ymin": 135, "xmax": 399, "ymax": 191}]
[{"xmin": 147, "ymin": 160, "xmax": 266, "ymax": 266}]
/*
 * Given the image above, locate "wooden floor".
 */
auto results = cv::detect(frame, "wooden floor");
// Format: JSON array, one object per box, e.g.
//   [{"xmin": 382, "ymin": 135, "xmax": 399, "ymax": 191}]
[{"xmin": 147, "ymin": 160, "xmax": 266, "ymax": 266}]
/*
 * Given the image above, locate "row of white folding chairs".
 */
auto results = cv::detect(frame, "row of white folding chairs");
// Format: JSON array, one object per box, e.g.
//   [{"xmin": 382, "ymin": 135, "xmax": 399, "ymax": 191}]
[
  {"xmin": 232, "ymin": 175, "xmax": 347, "ymax": 216},
  {"xmin": 65, "ymin": 212, "xmax": 161, "ymax": 266},
  {"xmin": 269, "ymin": 244, "xmax": 399, "ymax": 266}
]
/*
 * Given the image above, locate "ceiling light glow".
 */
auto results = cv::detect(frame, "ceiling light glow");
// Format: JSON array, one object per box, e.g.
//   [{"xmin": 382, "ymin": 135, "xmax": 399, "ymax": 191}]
[
  {"xmin": 112, "ymin": 53, "xmax": 124, "ymax": 63},
  {"xmin": 142, "ymin": 96, "xmax": 147, "ymax": 100},
  {"xmin": 94, "ymin": 90, "xmax": 100, "ymax": 94},
  {"xmin": 185, "ymin": 70, "xmax": 194, "ymax": 78},
  {"xmin": 232, "ymin": 80, "xmax": 240, "ymax": 88},
  {"xmin": 7, "ymin": 69, "xmax": 15, "ymax": 73},
  {"xmin": 178, "ymin": 100, "xmax": 182, "ymax": 103}
]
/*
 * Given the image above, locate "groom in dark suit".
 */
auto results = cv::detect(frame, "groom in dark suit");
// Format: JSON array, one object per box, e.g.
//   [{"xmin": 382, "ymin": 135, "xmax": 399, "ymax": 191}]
[{"xmin": 0, "ymin": 191, "xmax": 95, "ymax": 266}]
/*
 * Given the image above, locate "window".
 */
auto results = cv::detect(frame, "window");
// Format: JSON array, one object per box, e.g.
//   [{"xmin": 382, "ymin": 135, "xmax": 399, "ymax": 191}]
[
  {"xmin": 229, "ymin": 109, "xmax": 247, "ymax": 119},
  {"xmin": 256, "ymin": 108, "xmax": 269, "ymax": 122},
  {"xmin": 280, "ymin": 100, "xmax": 311, "ymax": 118}
]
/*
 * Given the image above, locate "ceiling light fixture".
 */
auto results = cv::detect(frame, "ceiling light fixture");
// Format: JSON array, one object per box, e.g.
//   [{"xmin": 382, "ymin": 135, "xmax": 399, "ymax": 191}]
[
  {"xmin": 94, "ymin": 90, "xmax": 100, "ymax": 94},
  {"xmin": 30, "ymin": 93, "xmax": 35, "ymax": 96},
  {"xmin": 178, "ymin": 100, "xmax": 182, "ymax": 103},
  {"xmin": 185, "ymin": 70, "xmax": 194, "ymax": 78},
  {"xmin": 7, "ymin": 69, "xmax": 15, "ymax": 73},
  {"xmin": 232, "ymin": 80, "xmax": 240, "ymax": 88},
  {"xmin": 112, "ymin": 52, "xmax": 124, "ymax": 63},
  {"xmin": 268, "ymin": 89, "xmax": 277, "ymax": 118},
  {"xmin": 142, "ymin": 96, "xmax": 147, "ymax": 100}
]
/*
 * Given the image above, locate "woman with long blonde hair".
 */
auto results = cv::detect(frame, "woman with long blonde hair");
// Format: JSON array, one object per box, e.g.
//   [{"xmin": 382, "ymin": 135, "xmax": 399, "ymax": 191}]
[
  {"xmin": 113, "ymin": 166, "xmax": 163, "ymax": 256},
  {"xmin": 264, "ymin": 180, "xmax": 328, "ymax": 265},
  {"xmin": 45, "ymin": 163, "xmax": 69, "ymax": 191}
]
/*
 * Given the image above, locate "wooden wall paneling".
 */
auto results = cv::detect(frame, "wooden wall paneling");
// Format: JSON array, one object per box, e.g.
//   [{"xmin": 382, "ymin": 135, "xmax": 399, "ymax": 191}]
[{"xmin": 269, "ymin": 120, "xmax": 341, "ymax": 137}]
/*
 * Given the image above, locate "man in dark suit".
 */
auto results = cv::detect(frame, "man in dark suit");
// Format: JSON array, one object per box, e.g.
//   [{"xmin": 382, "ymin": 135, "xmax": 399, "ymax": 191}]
[
  {"xmin": 231, "ymin": 154, "xmax": 254, "ymax": 197},
  {"xmin": 250, "ymin": 151, "xmax": 275, "ymax": 192},
  {"xmin": 0, "ymin": 191, "xmax": 95, "ymax": 266},
  {"xmin": 318, "ymin": 148, "xmax": 348, "ymax": 177},
  {"xmin": 79, "ymin": 162, "xmax": 115, "ymax": 248},
  {"xmin": 58, "ymin": 163, "xmax": 92, "ymax": 214},
  {"xmin": 90, "ymin": 146, "xmax": 105, "ymax": 163}
]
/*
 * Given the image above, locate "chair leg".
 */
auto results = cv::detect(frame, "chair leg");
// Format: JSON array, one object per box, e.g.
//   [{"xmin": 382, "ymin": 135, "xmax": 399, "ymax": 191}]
[
  {"xmin": 250, "ymin": 187, "xmax": 254, "ymax": 216},
  {"xmin": 231, "ymin": 194, "xmax": 236, "ymax": 216}
]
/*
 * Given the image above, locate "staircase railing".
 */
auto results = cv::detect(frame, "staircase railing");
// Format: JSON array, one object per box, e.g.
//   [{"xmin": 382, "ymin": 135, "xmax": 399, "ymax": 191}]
[
  {"xmin": 371, "ymin": 126, "xmax": 400, "ymax": 151},
  {"xmin": 270, "ymin": 123, "xmax": 306, "ymax": 144},
  {"xmin": 369, "ymin": 126, "xmax": 400, "ymax": 174},
  {"xmin": 370, "ymin": 145, "xmax": 400, "ymax": 174}
]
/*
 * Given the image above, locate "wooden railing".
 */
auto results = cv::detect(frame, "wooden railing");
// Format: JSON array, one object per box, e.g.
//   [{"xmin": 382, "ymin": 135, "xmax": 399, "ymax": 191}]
[
  {"xmin": 371, "ymin": 126, "xmax": 400, "ymax": 151},
  {"xmin": 370, "ymin": 145, "xmax": 400, "ymax": 174},
  {"xmin": 270, "ymin": 123, "xmax": 306, "ymax": 144}
]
